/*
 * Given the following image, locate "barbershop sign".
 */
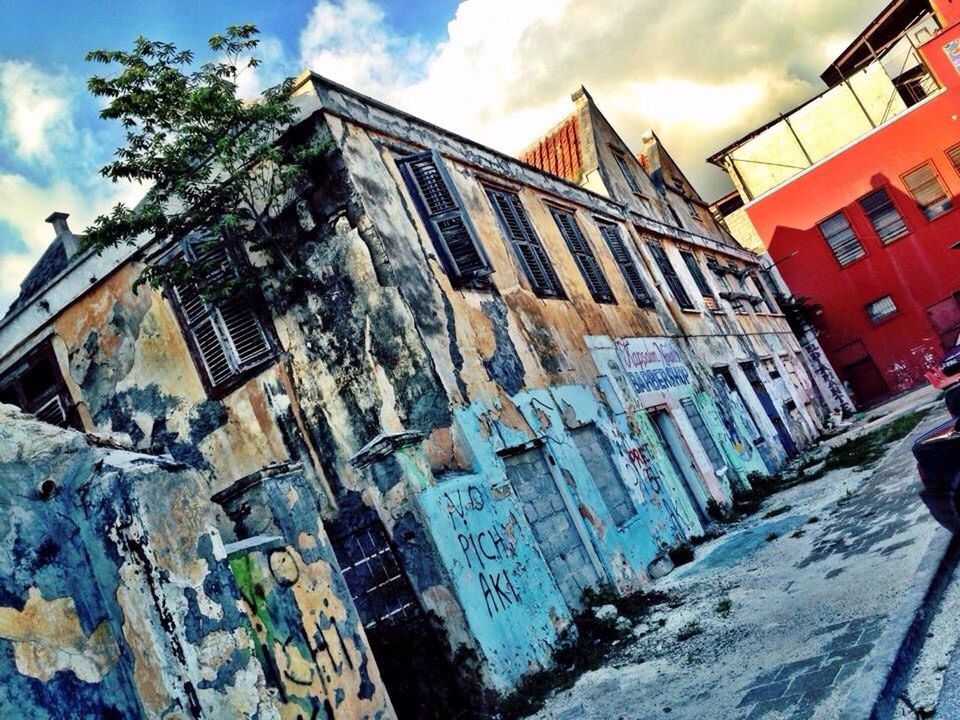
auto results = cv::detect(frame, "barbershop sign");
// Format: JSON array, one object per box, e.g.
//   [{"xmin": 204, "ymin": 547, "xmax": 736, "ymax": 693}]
[{"xmin": 614, "ymin": 337, "xmax": 693, "ymax": 396}]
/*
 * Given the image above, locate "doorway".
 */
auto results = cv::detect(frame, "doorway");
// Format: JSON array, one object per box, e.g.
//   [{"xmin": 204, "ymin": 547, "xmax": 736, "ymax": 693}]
[
  {"xmin": 648, "ymin": 407, "xmax": 710, "ymax": 528},
  {"xmin": 842, "ymin": 356, "xmax": 889, "ymax": 407}
]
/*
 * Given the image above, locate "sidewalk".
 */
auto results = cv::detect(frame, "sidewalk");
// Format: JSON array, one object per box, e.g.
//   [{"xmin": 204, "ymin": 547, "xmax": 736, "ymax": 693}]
[{"xmin": 528, "ymin": 390, "xmax": 946, "ymax": 720}]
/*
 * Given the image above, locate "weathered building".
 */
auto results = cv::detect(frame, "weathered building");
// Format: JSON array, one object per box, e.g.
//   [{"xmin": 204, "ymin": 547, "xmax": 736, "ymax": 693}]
[
  {"xmin": 709, "ymin": 0, "xmax": 960, "ymax": 407},
  {"xmin": 0, "ymin": 72, "xmax": 831, "ymax": 712}
]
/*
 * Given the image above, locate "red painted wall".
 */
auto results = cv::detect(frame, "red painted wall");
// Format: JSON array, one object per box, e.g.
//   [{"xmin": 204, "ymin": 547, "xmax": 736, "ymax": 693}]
[{"xmin": 745, "ymin": 16, "xmax": 960, "ymax": 405}]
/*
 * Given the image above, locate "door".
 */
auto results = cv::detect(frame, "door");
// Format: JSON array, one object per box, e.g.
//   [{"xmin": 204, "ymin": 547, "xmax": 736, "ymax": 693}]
[
  {"xmin": 741, "ymin": 362, "xmax": 797, "ymax": 457},
  {"xmin": 504, "ymin": 446, "xmax": 602, "ymax": 610},
  {"xmin": 648, "ymin": 408, "xmax": 710, "ymax": 528},
  {"xmin": 843, "ymin": 356, "xmax": 889, "ymax": 407}
]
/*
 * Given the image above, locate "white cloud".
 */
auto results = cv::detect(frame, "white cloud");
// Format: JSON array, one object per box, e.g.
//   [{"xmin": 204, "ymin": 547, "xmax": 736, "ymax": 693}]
[
  {"xmin": 0, "ymin": 60, "xmax": 74, "ymax": 163},
  {"xmin": 296, "ymin": 0, "xmax": 885, "ymax": 197}
]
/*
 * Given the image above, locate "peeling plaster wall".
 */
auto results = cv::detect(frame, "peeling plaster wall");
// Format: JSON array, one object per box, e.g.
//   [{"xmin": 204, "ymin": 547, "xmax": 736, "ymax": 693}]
[{"xmin": 0, "ymin": 405, "xmax": 392, "ymax": 719}]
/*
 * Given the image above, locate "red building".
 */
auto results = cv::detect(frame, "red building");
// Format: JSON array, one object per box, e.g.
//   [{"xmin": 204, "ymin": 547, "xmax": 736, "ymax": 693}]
[{"xmin": 710, "ymin": 0, "xmax": 960, "ymax": 406}]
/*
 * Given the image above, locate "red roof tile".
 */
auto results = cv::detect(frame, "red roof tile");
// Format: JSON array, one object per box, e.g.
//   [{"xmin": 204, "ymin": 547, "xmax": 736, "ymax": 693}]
[{"xmin": 518, "ymin": 114, "xmax": 583, "ymax": 184}]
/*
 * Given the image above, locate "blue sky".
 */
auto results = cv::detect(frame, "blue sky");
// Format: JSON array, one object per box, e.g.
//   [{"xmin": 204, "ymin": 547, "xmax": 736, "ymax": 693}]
[{"xmin": 0, "ymin": 0, "xmax": 884, "ymax": 314}]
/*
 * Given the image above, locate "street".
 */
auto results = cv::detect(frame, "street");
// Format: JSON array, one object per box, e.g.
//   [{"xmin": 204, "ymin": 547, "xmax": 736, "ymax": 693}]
[{"xmin": 528, "ymin": 393, "xmax": 948, "ymax": 720}]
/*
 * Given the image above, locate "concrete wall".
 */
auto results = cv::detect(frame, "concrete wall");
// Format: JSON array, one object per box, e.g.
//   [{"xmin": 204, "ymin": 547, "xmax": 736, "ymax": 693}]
[{"xmin": 0, "ymin": 404, "xmax": 391, "ymax": 719}]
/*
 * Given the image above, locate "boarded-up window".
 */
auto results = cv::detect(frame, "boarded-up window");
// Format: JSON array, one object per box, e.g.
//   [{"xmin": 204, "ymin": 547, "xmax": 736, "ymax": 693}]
[
  {"xmin": 903, "ymin": 163, "xmax": 953, "ymax": 220},
  {"xmin": 399, "ymin": 150, "xmax": 492, "ymax": 286},
  {"xmin": 865, "ymin": 295, "xmax": 898, "ymax": 323},
  {"xmin": 679, "ymin": 250, "xmax": 716, "ymax": 310},
  {"xmin": 0, "ymin": 345, "xmax": 80, "ymax": 429},
  {"xmin": 818, "ymin": 212, "xmax": 865, "ymax": 266},
  {"xmin": 550, "ymin": 208, "xmax": 614, "ymax": 303},
  {"xmin": 169, "ymin": 241, "xmax": 275, "ymax": 394},
  {"xmin": 648, "ymin": 241, "xmax": 694, "ymax": 310},
  {"xmin": 679, "ymin": 397, "xmax": 726, "ymax": 471},
  {"xmin": 596, "ymin": 221, "xmax": 653, "ymax": 306},
  {"xmin": 485, "ymin": 186, "xmax": 563, "ymax": 298},
  {"xmin": 571, "ymin": 425, "xmax": 635, "ymax": 528},
  {"xmin": 859, "ymin": 188, "xmax": 907, "ymax": 243}
]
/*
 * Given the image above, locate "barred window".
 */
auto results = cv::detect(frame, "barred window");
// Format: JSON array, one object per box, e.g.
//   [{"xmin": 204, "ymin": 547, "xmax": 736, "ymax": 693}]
[
  {"xmin": 647, "ymin": 241, "xmax": 694, "ymax": 310},
  {"xmin": 859, "ymin": 188, "xmax": 907, "ymax": 243},
  {"xmin": 903, "ymin": 163, "xmax": 953, "ymax": 220},
  {"xmin": 550, "ymin": 208, "xmax": 615, "ymax": 303},
  {"xmin": 947, "ymin": 144, "xmax": 960, "ymax": 176},
  {"xmin": 818, "ymin": 212, "xmax": 865, "ymax": 266},
  {"xmin": 169, "ymin": 241, "xmax": 275, "ymax": 395},
  {"xmin": 399, "ymin": 150, "xmax": 492, "ymax": 286},
  {"xmin": 865, "ymin": 295, "xmax": 897, "ymax": 323},
  {"xmin": 0, "ymin": 345, "xmax": 79, "ymax": 429},
  {"xmin": 595, "ymin": 221, "xmax": 653, "ymax": 306},
  {"xmin": 485, "ymin": 186, "xmax": 563, "ymax": 298}
]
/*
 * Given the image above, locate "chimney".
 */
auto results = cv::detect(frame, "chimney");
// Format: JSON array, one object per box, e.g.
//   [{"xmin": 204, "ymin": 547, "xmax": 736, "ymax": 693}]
[{"xmin": 45, "ymin": 211, "xmax": 79, "ymax": 259}]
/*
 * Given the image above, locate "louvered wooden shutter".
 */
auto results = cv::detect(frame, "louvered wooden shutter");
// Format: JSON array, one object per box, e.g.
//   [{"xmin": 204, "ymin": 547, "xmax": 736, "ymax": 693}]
[
  {"xmin": 596, "ymin": 222, "xmax": 652, "ymax": 306},
  {"xmin": 647, "ymin": 242, "xmax": 694, "ymax": 310},
  {"xmin": 401, "ymin": 151, "xmax": 492, "ymax": 285},
  {"xmin": 550, "ymin": 208, "xmax": 614, "ymax": 303},
  {"xmin": 485, "ymin": 187, "xmax": 562, "ymax": 297},
  {"xmin": 171, "ymin": 241, "xmax": 273, "ymax": 392},
  {"xmin": 948, "ymin": 144, "xmax": 960, "ymax": 175}
]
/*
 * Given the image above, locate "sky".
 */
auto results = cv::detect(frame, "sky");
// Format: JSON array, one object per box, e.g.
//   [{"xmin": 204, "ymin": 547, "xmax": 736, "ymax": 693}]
[{"xmin": 0, "ymin": 0, "xmax": 887, "ymax": 315}]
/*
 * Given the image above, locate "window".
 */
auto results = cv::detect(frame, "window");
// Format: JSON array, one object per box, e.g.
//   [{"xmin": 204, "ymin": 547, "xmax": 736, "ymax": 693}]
[
  {"xmin": 674, "ymin": 180, "xmax": 700, "ymax": 220},
  {"xmin": 818, "ymin": 212, "xmax": 865, "ymax": 266},
  {"xmin": 399, "ymin": 150, "xmax": 492, "ymax": 287},
  {"xmin": 666, "ymin": 203, "xmax": 684, "ymax": 229},
  {"xmin": 485, "ymin": 187, "xmax": 563, "ymax": 298},
  {"xmin": 758, "ymin": 269, "xmax": 781, "ymax": 313},
  {"xmin": 550, "ymin": 208, "xmax": 614, "ymax": 303},
  {"xmin": 859, "ymin": 188, "xmax": 907, "ymax": 243},
  {"xmin": 0, "ymin": 345, "xmax": 80, "ymax": 429},
  {"xmin": 865, "ymin": 295, "xmax": 898, "ymax": 323},
  {"xmin": 595, "ymin": 221, "xmax": 653, "ymax": 306},
  {"xmin": 679, "ymin": 250, "xmax": 716, "ymax": 310},
  {"xmin": 903, "ymin": 162, "xmax": 953, "ymax": 220},
  {"xmin": 614, "ymin": 152, "xmax": 643, "ymax": 194},
  {"xmin": 947, "ymin": 144, "xmax": 960, "ymax": 176},
  {"xmin": 750, "ymin": 272, "xmax": 776, "ymax": 313},
  {"xmin": 647, "ymin": 241, "xmax": 694, "ymax": 310},
  {"xmin": 169, "ymin": 241, "xmax": 275, "ymax": 395},
  {"xmin": 707, "ymin": 259, "xmax": 743, "ymax": 312}
]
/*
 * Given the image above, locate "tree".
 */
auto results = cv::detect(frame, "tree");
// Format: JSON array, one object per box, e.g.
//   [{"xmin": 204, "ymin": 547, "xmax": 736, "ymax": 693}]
[{"xmin": 84, "ymin": 24, "xmax": 325, "ymax": 294}]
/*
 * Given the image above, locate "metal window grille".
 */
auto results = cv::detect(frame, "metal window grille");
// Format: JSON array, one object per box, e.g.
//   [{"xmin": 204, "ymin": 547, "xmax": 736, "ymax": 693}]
[
  {"xmin": 947, "ymin": 144, "xmax": 960, "ymax": 176},
  {"xmin": 169, "ymin": 242, "xmax": 274, "ymax": 392},
  {"xmin": 485, "ymin": 187, "xmax": 562, "ymax": 298},
  {"xmin": 859, "ymin": 188, "xmax": 907, "ymax": 243},
  {"xmin": 648, "ymin": 242, "xmax": 694, "ymax": 310},
  {"xmin": 399, "ymin": 150, "xmax": 492, "ymax": 285},
  {"xmin": 332, "ymin": 522, "xmax": 421, "ymax": 629},
  {"xmin": 550, "ymin": 208, "xmax": 615, "ymax": 303},
  {"xmin": 865, "ymin": 295, "xmax": 897, "ymax": 323},
  {"xmin": 596, "ymin": 221, "xmax": 653, "ymax": 306},
  {"xmin": 818, "ymin": 212, "xmax": 865, "ymax": 265},
  {"xmin": 903, "ymin": 163, "xmax": 953, "ymax": 220},
  {"xmin": 614, "ymin": 153, "xmax": 643, "ymax": 194}
]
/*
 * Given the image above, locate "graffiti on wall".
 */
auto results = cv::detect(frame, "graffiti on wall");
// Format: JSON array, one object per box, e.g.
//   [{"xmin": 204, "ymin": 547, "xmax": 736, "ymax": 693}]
[
  {"xmin": 444, "ymin": 484, "xmax": 522, "ymax": 618},
  {"xmin": 801, "ymin": 341, "xmax": 855, "ymax": 413}
]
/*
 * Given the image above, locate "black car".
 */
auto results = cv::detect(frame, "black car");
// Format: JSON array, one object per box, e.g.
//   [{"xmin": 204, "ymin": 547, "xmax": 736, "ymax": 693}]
[{"xmin": 914, "ymin": 416, "xmax": 960, "ymax": 533}]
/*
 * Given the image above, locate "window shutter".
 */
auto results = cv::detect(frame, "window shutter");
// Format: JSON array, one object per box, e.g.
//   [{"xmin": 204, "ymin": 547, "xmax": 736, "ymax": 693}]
[
  {"xmin": 903, "ymin": 163, "xmax": 952, "ymax": 219},
  {"xmin": 170, "ymin": 240, "xmax": 274, "ymax": 392},
  {"xmin": 401, "ymin": 151, "xmax": 492, "ymax": 285},
  {"xmin": 596, "ymin": 221, "xmax": 652, "ymax": 306},
  {"xmin": 647, "ymin": 241, "xmax": 694, "ymax": 310},
  {"xmin": 679, "ymin": 251, "xmax": 714, "ymax": 299},
  {"xmin": 485, "ymin": 187, "xmax": 562, "ymax": 297},
  {"xmin": 614, "ymin": 153, "xmax": 642, "ymax": 194},
  {"xmin": 550, "ymin": 208, "xmax": 614, "ymax": 303},
  {"xmin": 947, "ymin": 144, "xmax": 960, "ymax": 175}
]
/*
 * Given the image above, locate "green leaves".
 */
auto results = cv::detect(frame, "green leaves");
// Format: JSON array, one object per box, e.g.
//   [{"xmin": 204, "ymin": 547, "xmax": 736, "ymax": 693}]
[{"xmin": 83, "ymin": 24, "xmax": 326, "ymax": 295}]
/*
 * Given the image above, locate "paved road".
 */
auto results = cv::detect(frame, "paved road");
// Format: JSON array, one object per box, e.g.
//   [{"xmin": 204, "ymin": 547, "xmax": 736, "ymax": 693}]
[{"xmin": 530, "ymin": 403, "xmax": 946, "ymax": 720}]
